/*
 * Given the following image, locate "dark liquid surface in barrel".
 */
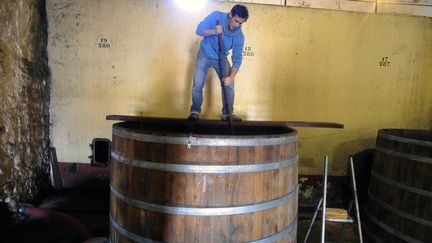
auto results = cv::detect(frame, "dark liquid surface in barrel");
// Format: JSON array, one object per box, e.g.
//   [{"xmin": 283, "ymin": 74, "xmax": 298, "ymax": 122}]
[{"xmin": 117, "ymin": 121, "xmax": 296, "ymax": 136}]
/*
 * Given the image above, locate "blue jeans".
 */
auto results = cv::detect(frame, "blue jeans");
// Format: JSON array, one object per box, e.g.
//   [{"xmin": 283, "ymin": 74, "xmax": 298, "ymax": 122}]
[{"xmin": 190, "ymin": 50, "xmax": 234, "ymax": 115}]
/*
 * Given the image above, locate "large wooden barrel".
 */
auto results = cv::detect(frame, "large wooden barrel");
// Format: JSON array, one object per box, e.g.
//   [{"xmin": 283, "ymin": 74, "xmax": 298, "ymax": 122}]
[
  {"xmin": 364, "ymin": 129, "xmax": 432, "ymax": 243},
  {"xmin": 110, "ymin": 121, "xmax": 298, "ymax": 243}
]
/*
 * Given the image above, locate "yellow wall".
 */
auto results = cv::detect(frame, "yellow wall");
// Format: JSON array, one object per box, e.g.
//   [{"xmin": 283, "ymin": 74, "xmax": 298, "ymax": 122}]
[{"xmin": 47, "ymin": 0, "xmax": 432, "ymax": 175}]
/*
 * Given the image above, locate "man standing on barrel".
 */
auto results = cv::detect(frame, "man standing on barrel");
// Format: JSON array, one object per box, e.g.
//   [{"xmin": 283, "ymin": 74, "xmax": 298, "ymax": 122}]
[{"xmin": 188, "ymin": 4, "xmax": 249, "ymax": 122}]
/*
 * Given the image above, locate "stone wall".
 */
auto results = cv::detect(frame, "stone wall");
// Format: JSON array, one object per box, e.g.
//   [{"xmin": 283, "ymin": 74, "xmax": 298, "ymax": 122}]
[{"xmin": 0, "ymin": 0, "xmax": 50, "ymax": 210}]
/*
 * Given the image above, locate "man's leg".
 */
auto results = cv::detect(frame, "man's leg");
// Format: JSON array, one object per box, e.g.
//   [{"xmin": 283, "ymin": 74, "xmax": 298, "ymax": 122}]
[
  {"xmin": 220, "ymin": 78, "xmax": 235, "ymax": 116},
  {"xmin": 190, "ymin": 51, "xmax": 209, "ymax": 117},
  {"xmin": 214, "ymin": 59, "xmax": 235, "ymax": 117}
]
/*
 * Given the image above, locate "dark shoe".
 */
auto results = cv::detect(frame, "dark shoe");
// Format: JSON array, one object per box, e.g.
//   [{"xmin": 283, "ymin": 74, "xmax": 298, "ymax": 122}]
[
  {"xmin": 188, "ymin": 112, "xmax": 200, "ymax": 121},
  {"xmin": 221, "ymin": 114, "xmax": 242, "ymax": 122}
]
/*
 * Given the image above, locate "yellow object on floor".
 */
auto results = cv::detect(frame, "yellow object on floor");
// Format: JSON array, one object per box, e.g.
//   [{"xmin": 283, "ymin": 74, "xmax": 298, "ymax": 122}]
[{"xmin": 325, "ymin": 208, "xmax": 349, "ymax": 220}]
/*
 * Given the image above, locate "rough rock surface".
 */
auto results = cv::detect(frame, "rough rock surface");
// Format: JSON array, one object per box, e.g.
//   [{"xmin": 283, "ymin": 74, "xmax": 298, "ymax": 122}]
[{"xmin": 0, "ymin": 0, "xmax": 50, "ymax": 210}]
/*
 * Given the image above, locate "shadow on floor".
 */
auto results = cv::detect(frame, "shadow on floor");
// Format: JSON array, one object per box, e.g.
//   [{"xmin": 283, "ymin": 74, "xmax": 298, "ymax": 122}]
[
  {"xmin": 297, "ymin": 209, "xmax": 359, "ymax": 243},
  {"xmin": 0, "ymin": 180, "xmax": 110, "ymax": 243}
]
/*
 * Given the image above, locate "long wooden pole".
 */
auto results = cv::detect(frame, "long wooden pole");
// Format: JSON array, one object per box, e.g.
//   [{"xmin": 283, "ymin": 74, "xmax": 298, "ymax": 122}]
[{"xmin": 217, "ymin": 20, "xmax": 233, "ymax": 128}]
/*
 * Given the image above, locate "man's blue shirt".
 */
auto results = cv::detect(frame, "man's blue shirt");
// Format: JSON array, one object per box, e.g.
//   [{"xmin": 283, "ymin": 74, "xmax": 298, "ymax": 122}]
[{"xmin": 196, "ymin": 11, "xmax": 244, "ymax": 69}]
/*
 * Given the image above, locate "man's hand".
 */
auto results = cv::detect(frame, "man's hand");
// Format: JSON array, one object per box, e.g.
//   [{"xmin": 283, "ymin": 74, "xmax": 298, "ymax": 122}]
[
  {"xmin": 202, "ymin": 25, "xmax": 223, "ymax": 36},
  {"xmin": 222, "ymin": 68, "xmax": 238, "ymax": 86},
  {"xmin": 223, "ymin": 76, "xmax": 234, "ymax": 86},
  {"xmin": 214, "ymin": 25, "xmax": 222, "ymax": 35}
]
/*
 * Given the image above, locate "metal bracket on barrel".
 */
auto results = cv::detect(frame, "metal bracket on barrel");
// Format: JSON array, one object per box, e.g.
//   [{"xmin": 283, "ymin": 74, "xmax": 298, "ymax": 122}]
[{"xmin": 187, "ymin": 133, "xmax": 195, "ymax": 149}]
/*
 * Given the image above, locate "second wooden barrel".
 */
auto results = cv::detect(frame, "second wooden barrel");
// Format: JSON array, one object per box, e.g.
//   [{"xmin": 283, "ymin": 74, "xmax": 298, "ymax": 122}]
[
  {"xmin": 110, "ymin": 121, "xmax": 298, "ymax": 243},
  {"xmin": 365, "ymin": 129, "xmax": 432, "ymax": 243}
]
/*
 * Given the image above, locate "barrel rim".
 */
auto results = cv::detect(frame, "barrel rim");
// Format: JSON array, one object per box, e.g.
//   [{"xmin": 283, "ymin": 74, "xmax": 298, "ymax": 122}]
[
  {"xmin": 378, "ymin": 129, "xmax": 432, "ymax": 145},
  {"xmin": 113, "ymin": 125, "xmax": 298, "ymax": 147}
]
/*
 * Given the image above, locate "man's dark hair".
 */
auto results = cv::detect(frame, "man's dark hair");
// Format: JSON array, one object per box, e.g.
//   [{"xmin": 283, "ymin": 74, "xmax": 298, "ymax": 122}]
[{"xmin": 231, "ymin": 5, "xmax": 249, "ymax": 21}]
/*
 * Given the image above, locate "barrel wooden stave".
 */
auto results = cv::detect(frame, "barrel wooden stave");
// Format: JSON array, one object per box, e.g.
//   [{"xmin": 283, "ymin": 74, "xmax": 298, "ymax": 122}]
[
  {"xmin": 373, "ymin": 152, "xmax": 431, "ymax": 194},
  {"xmin": 112, "ymin": 134, "xmax": 297, "ymax": 165},
  {"xmin": 364, "ymin": 213, "xmax": 407, "ymax": 243},
  {"xmin": 110, "ymin": 122, "xmax": 298, "ymax": 243},
  {"xmin": 365, "ymin": 129, "xmax": 432, "ymax": 243},
  {"xmin": 111, "ymin": 195, "xmax": 297, "ymax": 242},
  {"xmin": 370, "ymin": 154, "xmax": 432, "ymax": 221},
  {"xmin": 367, "ymin": 190, "xmax": 431, "ymax": 242},
  {"xmin": 111, "ymin": 165, "xmax": 297, "ymax": 207},
  {"xmin": 376, "ymin": 130, "xmax": 432, "ymax": 158}
]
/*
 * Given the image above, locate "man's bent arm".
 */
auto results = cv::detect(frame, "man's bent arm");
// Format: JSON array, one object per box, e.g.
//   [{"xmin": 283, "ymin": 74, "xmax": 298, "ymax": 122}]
[
  {"xmin": 201, "ymin": 25, "xmax": 222, "ymax": 36},
  {"xmin": 196, "ymin": 11, "xmax": 221, "ymax": 37},
  {"xmin": 223, "ymin": 67, "xmax": 239, "ymax": 86}
]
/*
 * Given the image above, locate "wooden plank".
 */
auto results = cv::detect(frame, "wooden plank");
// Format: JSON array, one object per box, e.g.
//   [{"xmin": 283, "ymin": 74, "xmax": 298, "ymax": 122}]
[{"xmin": 106, "ymin": 115, "xmax": 344, "ymax": 129}]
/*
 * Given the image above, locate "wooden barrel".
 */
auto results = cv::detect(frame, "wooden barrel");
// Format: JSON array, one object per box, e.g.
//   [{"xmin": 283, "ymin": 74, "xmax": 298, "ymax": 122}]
[
  {"xmin": 110, "ymin": 121, "xmax": 298, "ymax": 243},
  {"xmin": 364, "ymin": 129, "xmax": 432, "ymax": 243}
]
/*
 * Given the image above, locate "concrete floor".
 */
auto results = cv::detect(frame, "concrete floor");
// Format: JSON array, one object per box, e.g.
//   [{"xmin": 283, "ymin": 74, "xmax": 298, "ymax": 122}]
[{"xmin": 297, "ymin": 218, "xmax": 360, "ymax": 243}]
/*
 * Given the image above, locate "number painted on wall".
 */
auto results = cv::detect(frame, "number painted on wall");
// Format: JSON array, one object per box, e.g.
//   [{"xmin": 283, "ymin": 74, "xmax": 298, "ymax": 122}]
[
  {"xmin": 98, "ymin": 38, "xmax": 111, "ymax": 48},
  {"xmin": 379, "ymin": 57, "xmax": 390, "ymax": 67},
  {"xmin": 243, "ymin": 46, "xmax": 255, "ymax": 57}
]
